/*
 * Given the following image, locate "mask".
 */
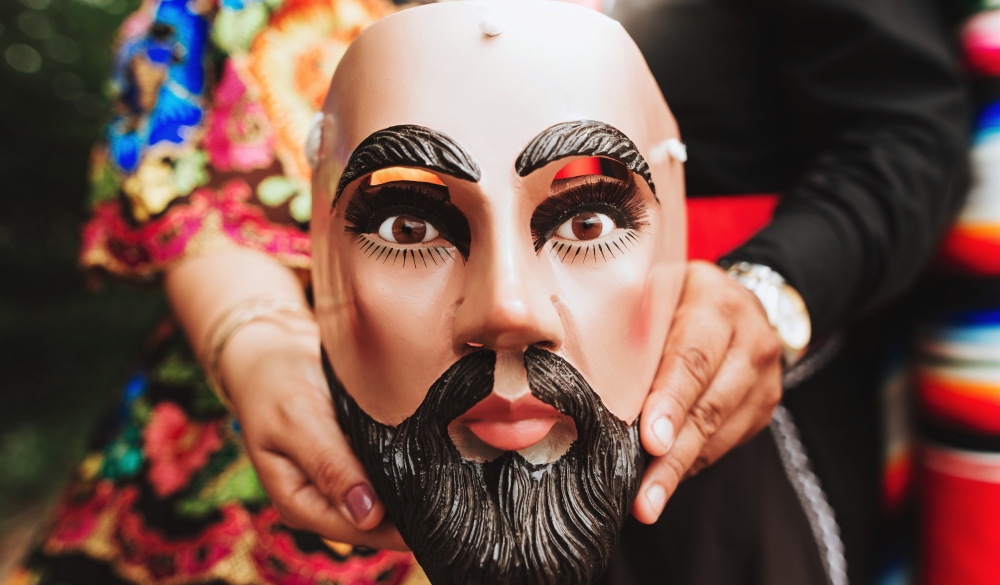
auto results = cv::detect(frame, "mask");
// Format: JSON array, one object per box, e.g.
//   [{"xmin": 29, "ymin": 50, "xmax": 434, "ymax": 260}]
[{"xmin": 311, "ymin": 2, "xmax": 686, "ymax": 583}]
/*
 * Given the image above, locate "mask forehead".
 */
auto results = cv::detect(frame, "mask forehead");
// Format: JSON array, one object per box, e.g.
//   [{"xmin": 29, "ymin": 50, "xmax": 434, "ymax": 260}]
[
  {"xmin": 320, "ymin": 0, "xmax": 679, "ymax": 186},
  {"xmin": 312, "ymin": 0, "xmax": 687, "ymax": 427}
]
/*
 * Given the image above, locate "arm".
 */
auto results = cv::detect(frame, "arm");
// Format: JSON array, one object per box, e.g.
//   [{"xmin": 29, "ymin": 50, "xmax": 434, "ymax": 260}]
[
  {"xmin": 725, "ymin": 0, "xmax": 970, "ymax": 337},
  {"xmin": 165, "ymin": 248, "xmax": 406, "ymax": 549},
  {"xmin": 633, "ymin": 0, "xmax": 969, "ymax": 522}
]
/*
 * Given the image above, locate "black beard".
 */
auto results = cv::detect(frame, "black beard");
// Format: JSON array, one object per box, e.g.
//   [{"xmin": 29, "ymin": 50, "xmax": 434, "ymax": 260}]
[{"xmin": 323, "ymin": 346, "xmax": 644, "ymax": 585}]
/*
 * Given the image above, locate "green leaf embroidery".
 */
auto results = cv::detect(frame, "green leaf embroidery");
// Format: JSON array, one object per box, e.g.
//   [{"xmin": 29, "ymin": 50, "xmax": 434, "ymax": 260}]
[
  {"xmin": 173, "ymin": 150, "xmax": 209, "ymax": 196},
  {"xmin": 88, "ymin": 153, "xmax": 120, "ymax": 205},
  {"xmin": 289, "ymin": 189, "xmax": 312, "ymax": 223},
  {"xmin": 212, "ymin": 3, "xmax": 269, "ymax": 55},
  {"xmin": 257, "ymin": 175, "xmax": 299, "ymax": 207}
]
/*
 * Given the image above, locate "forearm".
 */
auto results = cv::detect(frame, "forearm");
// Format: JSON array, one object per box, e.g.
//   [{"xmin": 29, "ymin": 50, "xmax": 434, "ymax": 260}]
[
  {"xmin": 727, "ymin": 125, "xmax": 969, "ymax": 336},
  {"xmin": 164, "ymin": 248, "xmax": 310, "ymax": 364},
  {"xmin": 725, "ymin": 0, "xmax": 970, "ymax": 337}
]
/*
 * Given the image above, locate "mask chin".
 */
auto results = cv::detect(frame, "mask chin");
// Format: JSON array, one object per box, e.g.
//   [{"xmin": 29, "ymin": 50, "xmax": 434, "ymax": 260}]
[{"xmin": 323, "ymin": 346, "xmax": 644, "ymax": 585}]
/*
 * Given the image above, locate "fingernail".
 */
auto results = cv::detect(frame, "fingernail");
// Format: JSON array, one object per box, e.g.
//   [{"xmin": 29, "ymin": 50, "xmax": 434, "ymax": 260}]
[
  {"xmin": 345, "ymin": 483, "xmax": 375, "ymax": 524},
  {"xmin": 645, "ymin": 484, "xmax": 666, "ymax": 515},
  {"xmin": 653, "ymin": 417, "xmax": 674, "ymax": 451}
]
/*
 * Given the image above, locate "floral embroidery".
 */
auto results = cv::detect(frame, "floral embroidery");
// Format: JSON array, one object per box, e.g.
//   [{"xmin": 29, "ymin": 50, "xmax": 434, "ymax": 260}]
[
  {"xmin": 245, "ymin": 0, "xmax": 390, "ymax": 186},
  {"xmin": 81, "ymin": 178, "xmax": 311, "ymax": 279},
  {"xmin": 251, "ymin": 507, "xmax": 415, "ymax": 585},
  {"xmin": 82, "ymin": 0, "xmax": 395, "ymax": 279},
  {"xmin": 107, "ymin": 0, "xmax": 210, "ymax": 175},
  {"xmin": 177, "ymin": 453, "xmax": 269, "ymax": 517},
  {"xmin": 115, "ymin": 490, "xmax": 251, "ymax": 581},
  {"xmin": 100, "ymin": 424, "xmax": 146, "ymax": 481},
  {"xmin": 45, "ymin": 481, "xmax": 116, "ymax": 549},
  {"xmin": 213, "ymin": 0, "xmax": 284, "ymax": 55},
  {"xmin": 206, "ymin": 62, "xmax": 276, "ymax": 173},
  {"xmin": 144, "ymin": 402, "xmax": 223, "ymax": 497},
  {"xmin": 100, "ymin": 373, "xmax": 150, "ymax": 481}
]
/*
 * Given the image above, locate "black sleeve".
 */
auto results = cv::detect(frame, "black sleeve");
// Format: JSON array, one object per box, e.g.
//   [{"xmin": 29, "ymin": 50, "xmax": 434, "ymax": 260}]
[{"xmin": 721, "ymin": 0, "xmax": 971, "ymax": 338}]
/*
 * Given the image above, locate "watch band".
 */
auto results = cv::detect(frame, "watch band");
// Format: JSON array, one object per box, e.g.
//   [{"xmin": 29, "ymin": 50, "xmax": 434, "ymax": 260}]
[{"xmin": 722, "ymin": 261, "xmax": 812, "ymax": 366}]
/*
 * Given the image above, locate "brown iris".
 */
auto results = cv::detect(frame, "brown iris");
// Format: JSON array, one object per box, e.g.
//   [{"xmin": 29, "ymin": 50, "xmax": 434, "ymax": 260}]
[
  {"xmin": 392, "ymin": 216, "xmax": 428, "ymax": 243},
  {"xmin": 571, "ymin": 212, "xmax": 606, "ymax": 240}
]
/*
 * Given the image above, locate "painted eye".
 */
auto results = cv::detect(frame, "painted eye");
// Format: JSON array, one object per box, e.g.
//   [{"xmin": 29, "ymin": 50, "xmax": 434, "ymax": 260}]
[
  {"xmin": 377, "ymin": 215, "xmax": 440, "ymax": 244},
  {"xmin": 555, "ymin": 212, "xmax": 615, "ymax": 241}
]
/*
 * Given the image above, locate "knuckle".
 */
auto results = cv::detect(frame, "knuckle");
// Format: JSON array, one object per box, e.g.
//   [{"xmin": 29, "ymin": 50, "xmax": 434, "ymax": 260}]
[
  {"xmin": 764, "ymin": 380, "xmax": 782, "ymax": 409},
  {"xmin": 720, "ymin": 289, "xmax": 744, "ymax": 317},
  {"xmin": 690, "ymin": 400, "xmax": 725, "ymax": 439},
  {"xmin": 650, "ymin": 386, "xmax": 689, "ymax": 420},
  {"xmin": 660, "ymin": 454, "xmax": 688, "ymax": 488},
  {"xmin": 276, "ymin": 506, "xmax": 304, "ymax": 530},
  {"xmin": 311, "ymin": 454, "xmax": 350, "ymax": 500},
  {"xmin": 677, "ymin": 346, "xmax": 714, "ymax": 389},
  {"xmin": 685, "ymin": 456, "xmax": 710, "ymax": 479}
]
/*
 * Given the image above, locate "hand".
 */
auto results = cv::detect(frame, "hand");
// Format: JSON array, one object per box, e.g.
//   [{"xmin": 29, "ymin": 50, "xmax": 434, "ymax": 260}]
[
  {"xmin": 221, "ymin": 311, "xmax": 408, "ymax": 550},
  {"xmin": 631, "ymin": 260, "xmax": 783, "ymax": 524}
]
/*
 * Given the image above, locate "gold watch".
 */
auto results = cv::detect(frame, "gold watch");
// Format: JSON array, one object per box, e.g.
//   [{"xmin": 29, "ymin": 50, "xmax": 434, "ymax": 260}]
[{"xmin": 723, "ymin": 262, "xmax": 811, "ymax": 366}]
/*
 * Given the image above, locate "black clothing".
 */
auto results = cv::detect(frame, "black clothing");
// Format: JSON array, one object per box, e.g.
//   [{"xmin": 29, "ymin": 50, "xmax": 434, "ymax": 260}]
[
  {"xmin": 602, "ymin": 0, "xmax": 970, "ymax": 583},
  {"xmin": 614, "ymin": 0, "xmax": 970, "ymax": 337}
]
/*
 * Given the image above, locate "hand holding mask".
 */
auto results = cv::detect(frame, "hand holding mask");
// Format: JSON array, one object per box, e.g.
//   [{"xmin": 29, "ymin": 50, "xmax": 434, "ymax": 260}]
[{"xmin": 311, "ymin": 2, "xmax": 686, "ymax": 583}]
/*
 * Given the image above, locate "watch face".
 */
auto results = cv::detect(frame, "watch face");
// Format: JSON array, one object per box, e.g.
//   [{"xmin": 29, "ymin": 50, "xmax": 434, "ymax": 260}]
[{"xmin": 776, "ymin": 288, "xmax": 811, "ymax": 351}]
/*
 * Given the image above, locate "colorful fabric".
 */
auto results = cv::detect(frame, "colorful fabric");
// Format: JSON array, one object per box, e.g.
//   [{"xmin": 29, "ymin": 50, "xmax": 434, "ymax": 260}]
[
  {"xmin": 24, "ymin": 0, "xmax": 430, "ymax": 582},
  {"xmin": 881, "ymin": 6, "xmax": 1000, "ymax": 585},
  {"xmin": 913, "ymin": 306, "xmax": 1000, "ymax": 585},
  {"xmin": 80, "ymin": 0, "xmax": 391, "ymax": 281},
  {"xmin": 936, "ymin": 10, "xmax": 1000, "ymax": 276},
  {"xmin": 919, "ymin": 446, "xmax": 1000, "ymax": 585},
  {"xmin": 16, "ymin": 324, "xmax": 423, "ymax": 585}
]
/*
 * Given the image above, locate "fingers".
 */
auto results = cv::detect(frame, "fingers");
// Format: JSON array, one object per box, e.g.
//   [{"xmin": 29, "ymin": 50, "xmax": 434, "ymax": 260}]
[
  {"xmin": 253, "ymin": 449, "xmax": 408, "ymax": 551},
  {"xmin": 634, "ymin": 262, "xmax": 784, "ymax": 524},
  {"xmin": 246, "ymin": 387, "xmax": 389, "ymax": 528},
  {"xmin": 633, "ymin": 350, "xmax": 751, "ymax": 524},
  {"xmin": 641, "ymin": 295, "xmax": 733, "ymax": 457}
]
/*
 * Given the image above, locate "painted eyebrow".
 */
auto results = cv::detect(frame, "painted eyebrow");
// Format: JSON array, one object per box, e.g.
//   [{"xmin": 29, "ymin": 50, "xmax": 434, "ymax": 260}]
[
  {"xmin": 334, "ymin": 125, "xmax": 482, "ymax": 205},
  {"xmin": 514, "ymin": 120, "xmax": 656, "ymax": 195}
]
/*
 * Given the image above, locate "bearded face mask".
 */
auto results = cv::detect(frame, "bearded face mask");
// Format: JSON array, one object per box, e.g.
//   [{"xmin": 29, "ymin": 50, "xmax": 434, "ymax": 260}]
[{"xmin": 311, "ymin": 2, "xmax": 686, "ymax": 583}]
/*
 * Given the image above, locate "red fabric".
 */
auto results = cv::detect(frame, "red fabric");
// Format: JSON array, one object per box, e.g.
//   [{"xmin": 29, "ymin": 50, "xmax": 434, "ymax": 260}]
[
  {"xmin": 920, "ymin": 449, "xmax": 1000, "ymax": 585},
  {"xmin": 935, "ymin": 228, "xmax": 1000, "ymax": 276},
  {"xmin": 686, "ymin": 194, "xmax": 779, "ymax": 262},
  {"xmin": 918, "ymin": 375, "xmax": 1000, "ymax": 435}
]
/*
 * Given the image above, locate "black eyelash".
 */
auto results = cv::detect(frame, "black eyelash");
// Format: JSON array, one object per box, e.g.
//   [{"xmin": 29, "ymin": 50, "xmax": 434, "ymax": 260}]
[
  {"xmin": 530, "ymin": 178, "xmax": 648, "ymax": 253},
  {"xmin": 546, "ymin": 230, "xmax": 641, "ymax": 265},
  {"xmin": 355, "ymin": 234, "xmax": 456, "ymax": 268},
  {"xmin": 343, "ymin": 183, "xmax": 471, "ymax": 258}
]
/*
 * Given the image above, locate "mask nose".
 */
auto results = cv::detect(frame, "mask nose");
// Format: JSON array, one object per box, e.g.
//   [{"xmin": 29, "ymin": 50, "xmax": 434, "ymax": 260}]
[
  {"xmin": 451, "ymin": 229, "xmax": 564, "ymax": 353},
  {"xmin": 447, "ymin": 193, "xmax": 571, "ymax": 459}
]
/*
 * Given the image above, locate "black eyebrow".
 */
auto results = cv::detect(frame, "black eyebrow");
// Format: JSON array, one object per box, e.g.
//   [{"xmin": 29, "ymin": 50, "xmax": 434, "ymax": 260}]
[
  {"xmin": 514, "ymin": 120, "xmax": 655, "ymax": 195},
  {"xmin": 334, "ymin": 125, "xmax": 482, "ymax": 205}
]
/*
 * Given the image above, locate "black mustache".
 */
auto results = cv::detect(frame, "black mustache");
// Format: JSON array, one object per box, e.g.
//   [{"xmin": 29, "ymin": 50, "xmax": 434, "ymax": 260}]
[{"xmin": 323, "ymin": 346, "xmax": 644, "ymax": 585}]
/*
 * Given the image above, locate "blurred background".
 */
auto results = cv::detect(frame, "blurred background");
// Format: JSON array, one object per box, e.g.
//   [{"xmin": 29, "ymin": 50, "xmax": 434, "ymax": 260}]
[{"xmin": 0, "ymin": 0, "xmax": 165, "ymax": 574}]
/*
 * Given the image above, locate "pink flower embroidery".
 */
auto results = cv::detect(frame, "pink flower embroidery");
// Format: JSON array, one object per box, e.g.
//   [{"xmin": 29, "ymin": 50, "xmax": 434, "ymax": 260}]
[
  {"xmin": 144, "ymin": 403, "xmax": 222, "ymax": 497},
  {"xmin": 205, "ymin": 62, "xmax": 275, "ymax": 172}
]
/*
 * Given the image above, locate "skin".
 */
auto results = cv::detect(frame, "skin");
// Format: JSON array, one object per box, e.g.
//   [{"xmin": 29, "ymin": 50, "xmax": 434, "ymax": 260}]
[{"xmin": 166, "ymin": 0, "xmax": 783, "ymax": 551}]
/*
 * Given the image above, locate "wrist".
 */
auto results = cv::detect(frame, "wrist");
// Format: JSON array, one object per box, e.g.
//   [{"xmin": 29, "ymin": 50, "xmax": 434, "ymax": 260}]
[
  {"xmin": 720, "ymin": 261, "xmax": 811, "ymax": 366},
  {"xmin": 219, "ymin": 314, "xmax": 325, "ymax": 408},
  {"xmin": 203, "ymin": 295, "xmax": 315, "ymax": 409}
]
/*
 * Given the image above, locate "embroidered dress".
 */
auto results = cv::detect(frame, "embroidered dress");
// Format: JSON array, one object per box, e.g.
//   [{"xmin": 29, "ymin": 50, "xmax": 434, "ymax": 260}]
[{"xmin": 10, "ymin": 1, "xmax": 426, "ymax": 583}]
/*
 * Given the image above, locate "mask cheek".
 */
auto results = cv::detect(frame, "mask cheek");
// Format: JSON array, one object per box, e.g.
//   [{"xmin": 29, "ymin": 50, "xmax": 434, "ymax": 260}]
[
  {"xmin": 333, "ymin": 258, "xmax": 464, "ymax": 424},
  {"xmin": 552, "ymin": 258, "xmax": 655, "ymax": 424}
]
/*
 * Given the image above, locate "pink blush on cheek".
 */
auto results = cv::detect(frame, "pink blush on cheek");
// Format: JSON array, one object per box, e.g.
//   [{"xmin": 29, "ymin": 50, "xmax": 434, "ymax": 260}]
[{"xmin": 626, "ymin": 281, "xmax": 655, "ymax": 351}]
